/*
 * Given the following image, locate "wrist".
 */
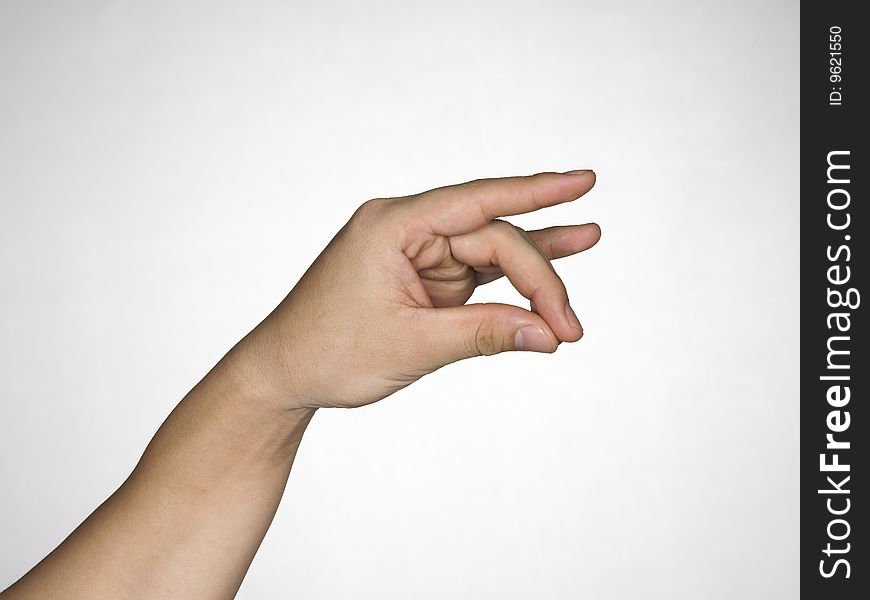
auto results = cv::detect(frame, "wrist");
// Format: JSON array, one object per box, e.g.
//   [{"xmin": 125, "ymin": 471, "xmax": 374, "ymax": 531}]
[
  {"xmin": 178, "ymin": 333, "xmax": 316, "ymax": 467},
  {"xmin": 222, "ymin": 319, "xmax": 313, "ymax": 413}
]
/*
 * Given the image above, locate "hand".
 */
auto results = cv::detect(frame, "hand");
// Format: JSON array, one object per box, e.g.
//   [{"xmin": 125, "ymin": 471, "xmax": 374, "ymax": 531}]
[
  {"xmin": 247, "ymin": 170, "xmax": 600, "ymax": 409},
  {"xmin": 0, "ymin": 171, "xmax": 600, "ymax": 598}
]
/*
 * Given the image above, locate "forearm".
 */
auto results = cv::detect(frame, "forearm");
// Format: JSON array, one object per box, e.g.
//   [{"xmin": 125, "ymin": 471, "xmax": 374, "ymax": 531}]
[{"xmin": 3, "ymin": 332, "xmax": 313, "ymax": 600}]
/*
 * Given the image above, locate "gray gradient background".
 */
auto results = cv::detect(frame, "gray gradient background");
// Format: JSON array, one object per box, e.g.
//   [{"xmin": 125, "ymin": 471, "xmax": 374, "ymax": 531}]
[{"xmin": 0, "ymin": 1, "xmax": 799, "ymax": 598}]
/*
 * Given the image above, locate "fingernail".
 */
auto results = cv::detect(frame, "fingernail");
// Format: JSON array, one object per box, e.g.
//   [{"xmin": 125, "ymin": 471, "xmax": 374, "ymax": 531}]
[
  {"xmin": 565, "ymin": 302, "xmax": 582, "ymax": 331},
  {"xmin": 563, "ymin": 169, "xmax": 594, "ymax": 176},
  {"xmin": 514, "ymin": 326, "xmax": 554, "ymax": 353}
]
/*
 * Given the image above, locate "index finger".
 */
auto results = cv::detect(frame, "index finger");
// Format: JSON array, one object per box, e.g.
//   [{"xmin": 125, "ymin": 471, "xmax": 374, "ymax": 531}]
[{"xmin": 409, "ymin": 170, "xmax": 596, "ymax": 236}]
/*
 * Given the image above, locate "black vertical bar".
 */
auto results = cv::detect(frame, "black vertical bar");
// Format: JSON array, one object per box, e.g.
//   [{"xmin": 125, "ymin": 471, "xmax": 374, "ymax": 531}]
[{"xmin": 802, "ymin": 2, "xmax": 867, "ymax": 598}]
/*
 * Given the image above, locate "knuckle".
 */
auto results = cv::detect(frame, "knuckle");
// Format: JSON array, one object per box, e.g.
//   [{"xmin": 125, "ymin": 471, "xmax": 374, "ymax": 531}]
[
  {"xmin": 348, "ymin": 198, "xmax": 398, "ymax": 235},
  {"xmin": 465, "ymin": 178, "xmax": 487, "ymax": 190},
  {"xmin": 539, "ymin": 235, "xmax": 556, "ymax": 255},
  {"xmin": 489, "ymin": 218, "xmax": 518, "ymax": 235},
  {"xmin": 490, "ymin": 219, "xmax": 528, "ymax": 244},
  {"xmin": 471, "ymin": 320, "xmax": 504, "ymax": 357},
  {"xmin": 354, "ymin": 198, "xmax": 390, "ymax": 219}
]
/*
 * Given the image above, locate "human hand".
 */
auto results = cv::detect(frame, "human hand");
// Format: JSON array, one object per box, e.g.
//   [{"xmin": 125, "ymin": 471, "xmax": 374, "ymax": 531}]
[{"xmin": 245, "ymin": 171, "xmax": 600, "ymax": 409}]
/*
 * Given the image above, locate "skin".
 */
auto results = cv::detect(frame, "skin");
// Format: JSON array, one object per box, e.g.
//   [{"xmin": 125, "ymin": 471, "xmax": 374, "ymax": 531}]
[{"xmin": 1, "ymin": 170, "xmax": 600, "ymax": 599}]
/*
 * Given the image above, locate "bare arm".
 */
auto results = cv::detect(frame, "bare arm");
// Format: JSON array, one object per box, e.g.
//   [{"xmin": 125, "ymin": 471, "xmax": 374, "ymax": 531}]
[{"xmin": 1, "ymin": 170, "xmax": 599, "ymax": 599}]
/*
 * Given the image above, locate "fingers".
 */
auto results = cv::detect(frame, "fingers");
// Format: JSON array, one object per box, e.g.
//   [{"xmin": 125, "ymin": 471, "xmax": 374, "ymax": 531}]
[
  {"xmin": 409, "ymin": 170, "xmax": 596, "ymax": 236},
  {"xmin": 475, "ymin": 222, "xmax": 601, "ymax": 286},
  {"xmin": 529, "ymin": 222, "xmax": 602, "ymax": 259},
  {"xmin": 448, "ymin": 220, "xmax": 583, "ymax": 342},
  {"xmin": 415, "ymin": 303, "xmax": 560, "ymax": 364}
]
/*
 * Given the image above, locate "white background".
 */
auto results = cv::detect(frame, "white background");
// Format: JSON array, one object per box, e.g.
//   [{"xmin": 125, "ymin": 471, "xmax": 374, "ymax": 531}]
[{"xmin": 0, "ymin": 1, "xmax": 799, "ymax": 598}]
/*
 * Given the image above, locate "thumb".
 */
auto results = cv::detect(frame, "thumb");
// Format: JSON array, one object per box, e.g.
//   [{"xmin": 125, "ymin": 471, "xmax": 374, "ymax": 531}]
[{"xmin": 415, "ymin": 303, "xmax": 561, "ymax": 365}]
